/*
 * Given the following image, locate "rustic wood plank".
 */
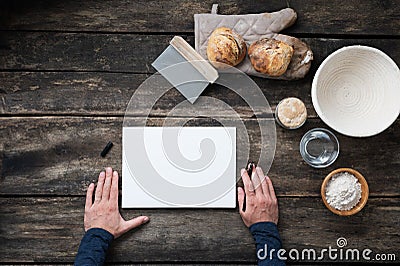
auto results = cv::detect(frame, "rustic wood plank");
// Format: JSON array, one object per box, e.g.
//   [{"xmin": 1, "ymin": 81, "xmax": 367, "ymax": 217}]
[
  {"xmin": 0, "ymin": 37, "xmax": 399, "ymax": 117},
  {"xmin": 0, "ymin": 71, "xmax": 314, "ymax": 117},
  {"xmin": 1, "ymin": 33, "xmax": 399, "ymax": 73},
  {"xmin": 0, "ymin": 197, "xmax": 398, "ymax": 263},
  {"xmin": 1, "ymin": 117, "xmax": 399, "ymax": 196},
  {"xmin": 0, "ymin": 33, "xmax": 176, "ymax": 72},
  {"xmin": 0, "ymin": 0, "xmax": 399, "ymax": 36},
  {"xmin": 0, "ymin": 72, "xmax": 149, "ymax": 116}
]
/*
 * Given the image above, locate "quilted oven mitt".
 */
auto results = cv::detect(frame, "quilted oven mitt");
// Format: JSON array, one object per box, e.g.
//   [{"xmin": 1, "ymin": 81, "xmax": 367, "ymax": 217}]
[{"xmin": 194, "ymin": 5, "xmax": 313, "ymax": 80}]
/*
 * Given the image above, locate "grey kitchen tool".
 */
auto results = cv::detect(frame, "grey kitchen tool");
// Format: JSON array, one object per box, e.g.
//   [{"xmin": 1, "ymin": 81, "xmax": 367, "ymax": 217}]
[{"xmin": 152, "ymin": 36, "xmax": 219, "ymax": 104}]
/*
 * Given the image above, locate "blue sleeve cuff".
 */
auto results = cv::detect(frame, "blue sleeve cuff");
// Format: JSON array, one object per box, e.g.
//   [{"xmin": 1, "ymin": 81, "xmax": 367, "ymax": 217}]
[
  {"xmin": 249, "ymin": 221, "xmax": 282, "ymax": 249},
  {"xmin": 249, "ymin": 221, "xmax": 279, "ymax": 236},
  {"xmin": 74, "ymin": 228, "xmax": 114, "ymax": 266},
  {"xmin": 249, "ymin": 222, "xmax": 285, "ymax": 266},
  {"xmin": 85, "ymin": 228, "xmax": 114, "ymax": 243}
]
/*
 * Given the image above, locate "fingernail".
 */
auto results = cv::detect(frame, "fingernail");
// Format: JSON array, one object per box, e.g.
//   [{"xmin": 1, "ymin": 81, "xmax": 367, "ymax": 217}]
[
  {"xmin": 266, "ymin": 176, "xmax": 270, "ymax": 180},
  {"xmin": 113, "ymin": 170, "xmax": 118, "ymax": 175},
  {"xmin": 143, "ymin": 216, "xmax": 149, "ymax": 223},
  {"xmin": 240, "ymin": 169, "xmax": 245, "ymax": 175}
]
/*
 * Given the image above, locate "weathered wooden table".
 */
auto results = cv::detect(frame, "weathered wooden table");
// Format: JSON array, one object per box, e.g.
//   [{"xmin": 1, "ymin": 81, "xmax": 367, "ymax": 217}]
[{"xmin": 0, "ymin": 0, "xmax": 399, "ymax": 264}]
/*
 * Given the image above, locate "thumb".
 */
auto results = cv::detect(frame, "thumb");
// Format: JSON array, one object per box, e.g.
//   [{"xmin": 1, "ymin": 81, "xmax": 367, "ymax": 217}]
[
  {"xmin": 237, "ymin": 187, "xmax": 245, "ymax": 213},
  {"xmin": 123, "ymin": 216, "xmax": 149, "ymax": 232}
]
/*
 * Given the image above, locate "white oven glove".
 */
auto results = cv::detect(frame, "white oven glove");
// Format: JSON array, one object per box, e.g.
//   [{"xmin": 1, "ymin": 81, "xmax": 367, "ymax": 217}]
[{"xmin": 194, "ymin": 5, "xmax": 313, "ymax": 80}]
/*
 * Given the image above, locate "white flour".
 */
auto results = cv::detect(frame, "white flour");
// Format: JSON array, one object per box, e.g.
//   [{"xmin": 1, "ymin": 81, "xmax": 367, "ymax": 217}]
[{"xmin": 325, "ymin": 172, "xmax": 362, "ymax": 211}]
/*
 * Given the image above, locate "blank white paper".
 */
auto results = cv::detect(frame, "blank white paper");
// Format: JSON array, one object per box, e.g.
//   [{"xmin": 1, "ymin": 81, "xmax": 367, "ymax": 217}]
[{"xmin": 122, "ymin": 127, "xmax": 236, "ymax": 208}]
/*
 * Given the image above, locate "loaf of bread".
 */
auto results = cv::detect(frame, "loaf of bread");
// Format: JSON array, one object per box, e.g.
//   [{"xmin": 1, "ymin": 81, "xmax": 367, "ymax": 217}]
[
  {"xmin": 206, "ymin": 27, "xmax": 247, "ymax": 68},
  {"xmin": 248, "ymin": 39, "xmax": 294, "ymax": 76}
]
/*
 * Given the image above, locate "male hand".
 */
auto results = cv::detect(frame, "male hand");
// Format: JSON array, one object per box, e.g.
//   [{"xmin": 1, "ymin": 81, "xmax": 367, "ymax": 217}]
[
  {"xmin": 84, "ymin": 167, "xmax": 149, "ymax": 238},
  {"xmin": 238, "ymin": 166, "xmax": 279, "ymax": 227}
]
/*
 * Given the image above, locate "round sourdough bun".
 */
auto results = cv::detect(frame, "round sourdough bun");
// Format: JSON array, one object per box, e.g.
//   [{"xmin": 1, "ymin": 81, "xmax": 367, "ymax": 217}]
[
  {"xmin": 207, "ymin": 27, "xmax": 247, "ymax": 68},
  {"xmin": 248, "ymin": 38, "xmax": 294, "ymax": 76}
]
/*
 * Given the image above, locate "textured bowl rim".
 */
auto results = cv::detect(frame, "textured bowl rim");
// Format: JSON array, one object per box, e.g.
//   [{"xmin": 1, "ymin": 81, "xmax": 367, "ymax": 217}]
[
  {"xmin": 321, "ymin": 168, "xmax": 369, "ymax": 216},
  {"xmin": 312, "ymin": 45, "xmax": 400, "ymax": 137}
]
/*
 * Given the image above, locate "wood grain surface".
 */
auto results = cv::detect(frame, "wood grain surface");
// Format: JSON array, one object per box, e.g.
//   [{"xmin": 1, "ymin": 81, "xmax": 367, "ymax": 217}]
[
  {"xmin": 1, "ymin": 117, "xmax": 399, "ymax": 197},
  {"xmin": 0, "ymin": 0, "xmax": 399, "ymax": 264},
  {"xmin": 1, "ymin": 0, "xmax": 399, "ymax": 35},
  {"xmin": 0, "ymin": 197, "xmax": 399, "ymax": 263},
  {"xmin": 1, "ymin": 36, "xmax": 399, "ymax": 117},
  {"xmin": 0, "ymin": 34, "xmax": 399, "ymax": 73}
]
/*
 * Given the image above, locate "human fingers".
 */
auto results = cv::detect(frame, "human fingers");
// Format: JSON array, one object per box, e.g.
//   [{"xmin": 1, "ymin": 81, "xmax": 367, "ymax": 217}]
[
  {"xmin": 266, "ymin": 176, "xmax": 277, "ymax": 201},
  {"xmin": 94, "ymin": 171, "xmax": 106, "ymax": 203},
  {"xmin": 256, "ymin": 167, "xmax": 269, "ymax": 198},
  {"xmin": 118, "ymin": 216, "xmax": 149, "ymax": 238},
  {"xmin": 241, "ymin": 169, "xmax": 255, "ymax": 196},
  {"xmin": 110, "ymin": 170, "xmax": 119, "ymax": 203},
  {"xmin": 102, "ymin": 167, "xmax": 113, "ymax": 201},
  {"xmin": 237, "ymin": 187, "xmax": 245, "ymax": 214},
  {"xmin": 252, "ymin": 168, "xmax": 263, "ymax": 196},
  {"xmin": 85, "ymin": 183, "xmax": 94, "ymax": 211}
]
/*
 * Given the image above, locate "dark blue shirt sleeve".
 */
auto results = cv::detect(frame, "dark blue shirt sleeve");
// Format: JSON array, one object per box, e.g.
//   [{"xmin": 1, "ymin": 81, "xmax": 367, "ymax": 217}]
[
  {"xmin": 249, "ymin": 222, "xmax": 285, "ymax": 266},
  {"xmin": 74, "ymin": 228, "xmax": 114, "ymax": 266}
]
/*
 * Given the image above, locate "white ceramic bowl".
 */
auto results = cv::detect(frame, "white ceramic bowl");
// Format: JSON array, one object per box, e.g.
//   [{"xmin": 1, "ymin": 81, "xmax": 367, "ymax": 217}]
[{"xmin": 312, "ymin": 46, "xmax": 400, "ymax": 137}]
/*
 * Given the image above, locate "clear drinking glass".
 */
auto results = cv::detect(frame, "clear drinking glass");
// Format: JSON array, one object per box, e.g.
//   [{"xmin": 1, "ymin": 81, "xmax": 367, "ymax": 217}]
[{"xmin": 300, "ymin": 128, "xmax": 339, "ymax": 168}]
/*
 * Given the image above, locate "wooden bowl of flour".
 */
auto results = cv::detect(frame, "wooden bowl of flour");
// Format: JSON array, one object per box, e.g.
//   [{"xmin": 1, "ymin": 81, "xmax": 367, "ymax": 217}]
[{"xmin": 321, "ymin": 168, "xmax": 369, "ymax": 216}]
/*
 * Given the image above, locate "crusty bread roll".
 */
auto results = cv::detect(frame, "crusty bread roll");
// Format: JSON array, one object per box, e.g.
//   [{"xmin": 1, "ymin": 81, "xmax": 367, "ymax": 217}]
[
  {"xmin": 248, "ymin": 38, "xmax": 294, "ymax": 76},
  {"xmin": 207, "ymin": 27, "xmax": 247, "ymax": 68}
]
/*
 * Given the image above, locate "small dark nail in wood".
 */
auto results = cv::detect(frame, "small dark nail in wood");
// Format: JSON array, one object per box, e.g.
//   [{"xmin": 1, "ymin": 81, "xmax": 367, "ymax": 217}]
[{"xmin": 100, "ymin": 141, "xmax": 113, "ymax": 157}]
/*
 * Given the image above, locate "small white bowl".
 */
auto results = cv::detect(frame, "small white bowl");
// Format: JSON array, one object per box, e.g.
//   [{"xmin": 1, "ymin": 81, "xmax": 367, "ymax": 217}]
[{"xmin": 312, "ymin": 46, "xmax": 400, "ymax": 137}]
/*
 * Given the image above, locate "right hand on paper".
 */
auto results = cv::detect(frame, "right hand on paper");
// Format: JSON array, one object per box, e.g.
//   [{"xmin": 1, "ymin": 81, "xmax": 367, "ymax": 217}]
[{"xmin": 238, "ymin": 166, "xmax": 279, "ymax": 227}]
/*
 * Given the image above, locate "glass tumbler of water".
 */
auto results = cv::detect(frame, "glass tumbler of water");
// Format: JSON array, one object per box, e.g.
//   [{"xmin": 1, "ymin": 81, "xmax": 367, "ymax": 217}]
[{"xmin": 300, "ymin": 128, "xmax": 339, "ymax": 168}]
